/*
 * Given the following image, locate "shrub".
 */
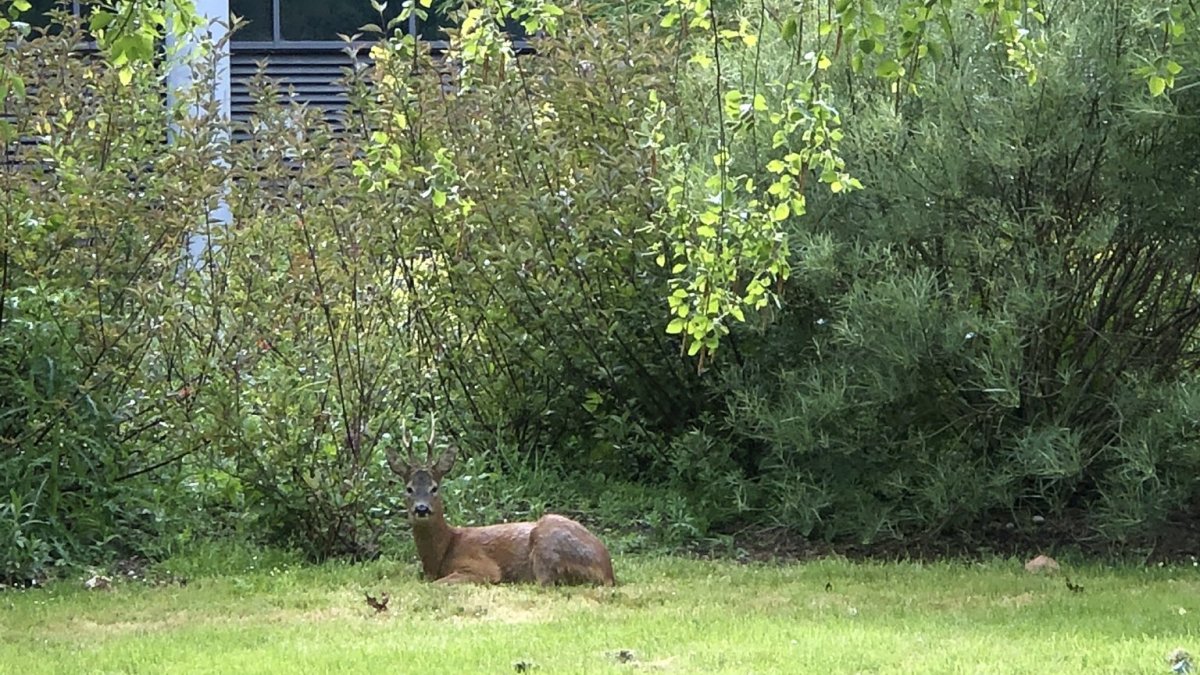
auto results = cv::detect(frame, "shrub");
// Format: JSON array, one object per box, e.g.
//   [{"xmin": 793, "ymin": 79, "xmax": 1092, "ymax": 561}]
[
  {"xmin": 715, "ymin": 2, "xmax": 1200, "ymax": 546},
  {"xmin": 0, "ymin": 15, "xmax": 229, "ymax": 581}
]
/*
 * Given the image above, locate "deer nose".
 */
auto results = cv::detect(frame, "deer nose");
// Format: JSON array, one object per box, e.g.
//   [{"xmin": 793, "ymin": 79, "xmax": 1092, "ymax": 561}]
[{"xmin": 413, "ymin": 504, "xmax": 432, "ymax": 517}]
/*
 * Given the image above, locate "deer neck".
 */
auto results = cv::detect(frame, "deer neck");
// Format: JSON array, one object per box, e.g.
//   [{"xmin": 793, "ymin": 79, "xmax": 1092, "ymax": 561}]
[{"xmin": 410, "ymin": 514, "xmax": 457, "ymax": 579}]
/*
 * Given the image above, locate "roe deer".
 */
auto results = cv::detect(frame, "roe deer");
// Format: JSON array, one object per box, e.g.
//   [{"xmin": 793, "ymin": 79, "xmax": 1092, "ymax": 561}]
[{"xmin": 386, "ymin": 421, "xmax": 616, "ymax": 586}]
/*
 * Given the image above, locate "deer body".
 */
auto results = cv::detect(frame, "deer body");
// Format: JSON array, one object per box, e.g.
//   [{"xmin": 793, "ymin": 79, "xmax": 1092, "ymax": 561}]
[
  {"xmin": 389, "ymin": 425, "xmax": 615, "ymax": 586},
  {"xmin": 411, "ymin": 515, "xmax": 615, "ymax": 585}
]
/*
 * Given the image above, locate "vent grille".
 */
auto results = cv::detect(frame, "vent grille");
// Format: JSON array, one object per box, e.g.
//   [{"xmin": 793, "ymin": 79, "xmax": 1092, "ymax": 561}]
[{"xmin": 230, "ymin": 48, "xmax": 358, "ymax": 126}]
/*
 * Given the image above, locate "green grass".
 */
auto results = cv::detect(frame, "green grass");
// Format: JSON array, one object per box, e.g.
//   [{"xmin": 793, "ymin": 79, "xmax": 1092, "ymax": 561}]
[{"xmin": 2, "ymin": 550, "xmax": 1197, "ymax": 674}]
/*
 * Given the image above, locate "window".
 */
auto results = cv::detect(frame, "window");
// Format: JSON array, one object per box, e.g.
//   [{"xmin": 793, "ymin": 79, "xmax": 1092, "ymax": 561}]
[
  {"xmin": 17, "ymin": 1, "xmax": 103, "ymax": 43},
  {"xmin": 230, "ymin": 0, "xmax": 463, "ymax": 45},
  {"xmin": 21, "ymin": 0, "xmax": 83, "ymax": 30},
  {"xmin": 229, "ymin": 0, "xmax": 273, "ymax": 41}
]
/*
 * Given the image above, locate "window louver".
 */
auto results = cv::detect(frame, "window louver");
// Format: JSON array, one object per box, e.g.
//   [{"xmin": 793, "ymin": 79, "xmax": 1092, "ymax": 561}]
[{"xmin": 230, "ymin": 48, "xmax": 356, "ymax": 127}]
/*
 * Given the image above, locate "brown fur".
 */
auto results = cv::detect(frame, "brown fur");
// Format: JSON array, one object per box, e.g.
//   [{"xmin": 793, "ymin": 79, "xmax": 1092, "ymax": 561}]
[{"xmin": 388, "ymin": 435, "xmax": 615, "ymax": 586}]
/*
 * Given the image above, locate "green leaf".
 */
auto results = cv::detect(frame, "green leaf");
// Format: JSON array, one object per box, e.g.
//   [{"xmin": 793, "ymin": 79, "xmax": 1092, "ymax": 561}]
[
  {"xmin": 582, "ymin": 390, "xmax": 603, "ymax": 414},
  {"xmin": 13, "ymin": 0, "xmax": 32, "ymax": 11},
  {"xmin": 666, "ymin": 318, "xmax": 686, "ymax": 334},
  {"xmin": 90, "ymin": 10, "xmax": 115, "ymax": 31},
  {"xmin": 118, "ymin": 67, "xmax": 133, "ymax": 87},
  {"xmin": 432, "ymin": 189, "xmax": 448, "ymax": 208},
  {"xmin": 771, "ymin": 203, "xmax": 790, "ymax": 221},
  {"xmin": 1148, "ymin": 75, "xmax": 1166, "ymax": 97},
  {"xmin": 782, "ymin": 17, "xmax": 797, "ymax": 40},
  {"xmin": 875, "ymin": 60, "xmax": 901, "ymax": 78}
]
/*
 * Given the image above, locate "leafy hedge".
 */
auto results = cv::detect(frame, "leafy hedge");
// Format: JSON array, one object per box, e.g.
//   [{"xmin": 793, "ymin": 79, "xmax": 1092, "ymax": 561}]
[{"xmin": 1, "ymin": 0, "xmax": 1198, "ymax": 580}]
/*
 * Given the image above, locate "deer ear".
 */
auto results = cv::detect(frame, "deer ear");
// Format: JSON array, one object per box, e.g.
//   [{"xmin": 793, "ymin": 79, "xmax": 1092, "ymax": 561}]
[
  {"xmin": 433, "ymin": 445, "xmax": 458, "ymax": 477},
  {"xmin": 385, "ymin": 447, "xmax": 411, "ymax": 481}
]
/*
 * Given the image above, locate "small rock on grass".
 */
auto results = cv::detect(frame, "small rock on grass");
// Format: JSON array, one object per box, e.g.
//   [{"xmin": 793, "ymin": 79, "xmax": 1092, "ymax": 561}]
[
  {"xmin": 1168, "ymin": 648, "xmax": 1193, "ymax": 674},
  {"xmin": 84, "ymin": 575, "xmax": 112, "ymax": 591},
  {"xmin": 1024, "ymin": 554, "xmax": 1060, "ymax": 574}
]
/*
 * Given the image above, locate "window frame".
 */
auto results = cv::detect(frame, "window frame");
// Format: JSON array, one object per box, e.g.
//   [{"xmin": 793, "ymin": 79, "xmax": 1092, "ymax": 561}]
[
  {"xmin": 230, "ymin": 0, "xmax": 455, "ymax": 52},
  {"xmin": 18, "ymin": 0, "xmax": 98, "ymax": 48}
]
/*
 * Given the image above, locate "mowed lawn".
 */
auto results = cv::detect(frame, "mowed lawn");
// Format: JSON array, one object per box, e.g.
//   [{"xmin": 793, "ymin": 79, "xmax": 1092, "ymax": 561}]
[{"xmin": 2, "ymin": 553, "xmax": 1197, "ymax": 674}]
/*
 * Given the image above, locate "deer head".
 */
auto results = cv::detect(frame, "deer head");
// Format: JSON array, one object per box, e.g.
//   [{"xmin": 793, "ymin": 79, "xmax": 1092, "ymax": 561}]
[{"xmin": 386, "ymin": 416, "xmax": 457, "ymax": 522}]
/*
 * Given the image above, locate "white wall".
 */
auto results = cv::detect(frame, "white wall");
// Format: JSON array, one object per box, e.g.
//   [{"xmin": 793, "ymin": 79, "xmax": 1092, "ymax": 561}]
[{"xmin": 166, "ymin": 0, "xmax": 233, "ymax": 262}]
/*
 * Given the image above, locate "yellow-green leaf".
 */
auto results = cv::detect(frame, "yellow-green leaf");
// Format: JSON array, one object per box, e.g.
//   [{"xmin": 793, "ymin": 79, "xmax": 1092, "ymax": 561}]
[
  {"xmin": 118, "ymin": 67, "xmax": 133, "ymax": 86},
  {"xmin": 782, "ymin": 17, "xmax": 797, "ymax": 40}
]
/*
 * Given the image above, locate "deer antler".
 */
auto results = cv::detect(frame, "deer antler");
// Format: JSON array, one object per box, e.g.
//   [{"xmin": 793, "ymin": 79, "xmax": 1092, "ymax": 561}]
[
  {"xmin": 385, "ymin": 421, "xmax": 418, "ymax": 476},
  {"xmin": 402, "ymin": 423, "xmax": 417, "ymax": 465},
  {"xmin": 424, "ymin": 413, "xmax": 438, "ymax": 465},
  {"xmin": 386, "ymin": 415, "xmax": 446, "ymax": 474}
]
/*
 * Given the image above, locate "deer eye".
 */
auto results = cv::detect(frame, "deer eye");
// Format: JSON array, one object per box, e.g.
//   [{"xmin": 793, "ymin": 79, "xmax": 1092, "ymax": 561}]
[
  {"xmin": 405, "ymin": 486, "xmax": 414, "ymax": 495},
  {"xmin": 430, "ymin": 485, "xmax": 438, "ymax": 494}
]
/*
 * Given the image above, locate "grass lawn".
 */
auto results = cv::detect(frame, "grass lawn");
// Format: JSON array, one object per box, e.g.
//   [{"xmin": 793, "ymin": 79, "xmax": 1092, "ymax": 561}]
[{"xmin": 1, "ymin": 550, "xmax": 1197, "ymax": 674}]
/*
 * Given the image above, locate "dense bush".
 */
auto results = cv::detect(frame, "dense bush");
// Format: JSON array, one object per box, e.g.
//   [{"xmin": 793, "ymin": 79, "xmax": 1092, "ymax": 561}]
[
  {"xmin": 2, "ymin": 0, "xmax": 1198, "ymax": 579},
  {"xmin": 184, "ymin": 13, "xmax": 721, "ymax": 560},
  {"xmin": 0, "ymin": 15, "xmax": 230, "ymax": 581},
  {"xmin": 707, "ymin": 2, "xmax": 1200, "ymax": 546}
]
